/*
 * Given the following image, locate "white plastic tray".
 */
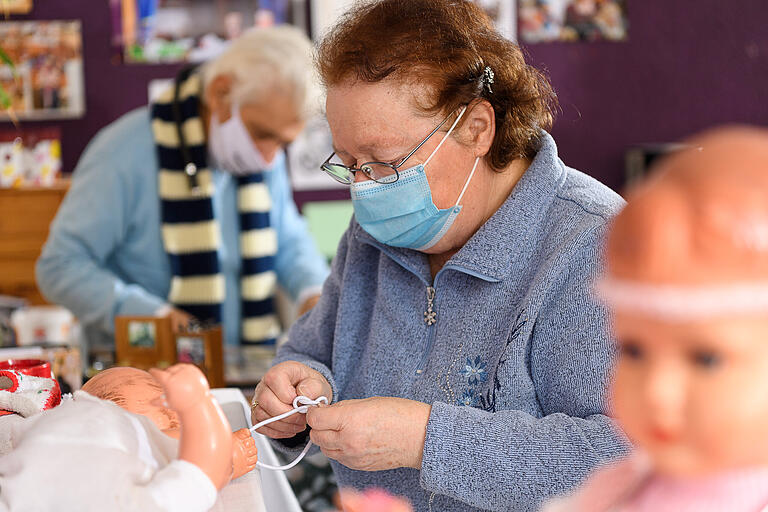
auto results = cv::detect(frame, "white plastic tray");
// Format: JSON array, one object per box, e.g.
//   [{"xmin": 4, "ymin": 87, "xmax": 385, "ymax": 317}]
[{"xmin": 211, "ymin": 388, "xmax": 302, "ymax": 512}]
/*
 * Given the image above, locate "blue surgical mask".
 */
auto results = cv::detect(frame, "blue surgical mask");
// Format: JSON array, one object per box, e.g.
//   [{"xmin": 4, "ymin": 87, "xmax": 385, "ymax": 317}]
[{"xmin": 351, "ymin": 109, "xmax": 479, "ymax": 251}]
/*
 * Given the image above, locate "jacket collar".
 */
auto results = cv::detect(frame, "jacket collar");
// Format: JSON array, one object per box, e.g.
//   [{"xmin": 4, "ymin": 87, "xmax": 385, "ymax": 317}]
[{"xmin": 352, "ymin": 132, "xmax": 567, "ymax": 284}]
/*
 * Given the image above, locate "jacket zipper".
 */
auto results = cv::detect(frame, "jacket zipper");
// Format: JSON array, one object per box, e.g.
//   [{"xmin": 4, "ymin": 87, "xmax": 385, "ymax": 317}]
[
  {"xmin": 415, "ymin": 264, "xmax": 498, "ymax": 375},
  {"xmin": 416, "ymin": 283, "xmax": 439, "ymax": 374}
]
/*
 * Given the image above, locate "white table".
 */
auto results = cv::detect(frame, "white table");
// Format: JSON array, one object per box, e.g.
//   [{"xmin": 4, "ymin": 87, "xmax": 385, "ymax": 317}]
[{"xmin": 211, "ymin": 388, "xmax": 302, "ymax": 512}]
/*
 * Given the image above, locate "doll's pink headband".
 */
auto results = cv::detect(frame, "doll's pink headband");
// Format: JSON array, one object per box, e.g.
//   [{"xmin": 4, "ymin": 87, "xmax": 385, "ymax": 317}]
[{"xmin": 596, "ymin": 278, "xmax": 768, "ymax": 320}]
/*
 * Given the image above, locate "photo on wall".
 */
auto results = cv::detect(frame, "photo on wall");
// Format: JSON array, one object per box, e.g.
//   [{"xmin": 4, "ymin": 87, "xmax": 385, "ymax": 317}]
[
  {"xmin": 519, "ymin": 0, "xmax": 627, "ymax": 43},
  {"xmin": 0, "ymin": 20, "xmax": 85, "ymax": 120},
  {"xmin": 312, "ymin": 0, "xmax": 517, "ymax": 41},
  {"xmin": 287, "ymin": 115, "xmax": 346, "ymax": 191},
  {"xmin": 112, "ymin": 0, "xmax": 293, "ymax": 64},
  {"xmin": 474, "ymin": 0, "xmax": 517, "ymax": 40},
  {"xmin": 1, "ymin": 0, "xmax": 32, "ymax": 14}
]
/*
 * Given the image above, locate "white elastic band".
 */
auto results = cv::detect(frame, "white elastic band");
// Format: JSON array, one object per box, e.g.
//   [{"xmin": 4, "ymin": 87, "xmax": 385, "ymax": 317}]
[
  {"xmin": 596, "ymin": 278, "xmax": 768, "ymax": 320},
  {"xmin": 250, "ymin": 395, "xmax": 328, "ymax": 471},
  {"xmin": 455, "ymin": 157, "xmax": 480, "ymax": 207},
  {"xmin": 424, "ymin": 106, "xmax": 467, "ymax": 167}
]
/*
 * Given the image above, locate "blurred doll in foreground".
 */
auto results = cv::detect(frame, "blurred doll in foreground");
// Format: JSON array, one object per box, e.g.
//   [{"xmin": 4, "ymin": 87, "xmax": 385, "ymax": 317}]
[
  {"xmin": 546, "ymin": 126, "xmax": 768, "ymax": 511},
  {"xmin": 337, "ymin": 488, "xmax": 414, "ymax": 512},
  {"xmin": 0, "ymin": 364, "xmax": 256, "ymax": 511}
]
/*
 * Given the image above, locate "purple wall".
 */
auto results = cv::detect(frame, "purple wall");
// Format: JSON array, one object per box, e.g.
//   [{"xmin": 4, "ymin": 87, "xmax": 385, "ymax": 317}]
[
  {"xmin": 2, "ymin": 0, "xmax": 767, "ymax": 192},
  {"xmin": 522, "ymin": 0, "xmax": 768, "ymax": 190}
]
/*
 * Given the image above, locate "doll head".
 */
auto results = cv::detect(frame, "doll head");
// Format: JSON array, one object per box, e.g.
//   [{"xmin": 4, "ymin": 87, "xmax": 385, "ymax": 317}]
[
  {"xmin": 600, "ymin": 126, "xmax": 768, "ymax": 477},
  {"xmin": 82, "ymin": 367, "xmax": 179, "ymax": 431}
]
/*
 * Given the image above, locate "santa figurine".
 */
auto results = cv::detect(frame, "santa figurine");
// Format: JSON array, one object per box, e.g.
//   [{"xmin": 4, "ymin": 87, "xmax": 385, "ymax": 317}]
[
  {"xmin": 0, "ymin": 363, "xmax": 257, "ymax": 511},
  {"xmin": 546, "ymin": 126, "xmax": 768, "ymax": 511}
]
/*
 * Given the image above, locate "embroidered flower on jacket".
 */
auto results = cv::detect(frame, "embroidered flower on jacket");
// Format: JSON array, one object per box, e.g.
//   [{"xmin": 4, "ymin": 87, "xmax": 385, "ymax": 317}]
[
  {"xmin": 460, "ymin": 356, "xmax": 488, "ymax": 385},
  {"xmin": 457, "ymin": 389, "xmax": 479, "ymax": 407}
]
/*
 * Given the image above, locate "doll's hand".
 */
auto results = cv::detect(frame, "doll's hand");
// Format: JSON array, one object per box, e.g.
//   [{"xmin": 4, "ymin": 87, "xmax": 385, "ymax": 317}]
[
  {"xmin": 150, "ymin": 364, "xmax": 210, "ymax": 414},
  {"xmin": 231, "ymin": 428, "xmax": 259, "ymax": 479}
]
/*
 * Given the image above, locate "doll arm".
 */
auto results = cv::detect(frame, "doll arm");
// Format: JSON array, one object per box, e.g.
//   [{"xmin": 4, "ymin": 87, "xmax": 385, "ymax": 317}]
[
  {"xmin": 162, "ymin": 427, "xmax": 258, "ymax": 480},
  {"xmin": 150, "ymin": 364, "xmax": 233, "ymax": 490}
]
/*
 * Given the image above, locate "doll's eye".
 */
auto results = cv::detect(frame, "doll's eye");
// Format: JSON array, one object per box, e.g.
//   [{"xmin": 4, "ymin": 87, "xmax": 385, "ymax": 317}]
[
  {"xmin": 619, "ymin": 341, "xmax": 644, "ymax": 360},
  {"xmin": 689, "ymin": 349, "xmax": 722, "ymax": 370}
]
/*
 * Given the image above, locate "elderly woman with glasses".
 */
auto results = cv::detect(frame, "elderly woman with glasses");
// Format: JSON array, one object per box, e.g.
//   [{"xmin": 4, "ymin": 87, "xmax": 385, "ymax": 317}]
[{"xmin": 251, "ymin": 1, "xmax": 628, "ymax": 510}]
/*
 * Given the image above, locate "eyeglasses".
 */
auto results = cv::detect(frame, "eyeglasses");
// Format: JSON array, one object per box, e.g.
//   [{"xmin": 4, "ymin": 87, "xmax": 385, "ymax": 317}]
[{"xmin": 320, "ymin": 110, "xmax": 460, "ymax": 185}]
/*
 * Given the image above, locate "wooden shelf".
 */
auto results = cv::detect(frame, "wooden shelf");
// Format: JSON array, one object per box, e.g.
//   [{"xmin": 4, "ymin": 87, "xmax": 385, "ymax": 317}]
[{"xmin": 0, "ymin": 180, "xmax": 70, "ymax": 305}]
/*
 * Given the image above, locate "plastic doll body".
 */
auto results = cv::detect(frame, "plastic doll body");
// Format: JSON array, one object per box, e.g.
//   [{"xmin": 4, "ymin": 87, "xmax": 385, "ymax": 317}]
[
  {"xmin": 546, "ymin": 127, "xmax": 768, "ymax": 511},
  {"xmin": 82, "ymin": 365, "xmax": 258, "ymax": 482},
  {"xmin": 148, "ymin": 365, "xmax": 233, "ymax": 489},
  {"xmin": 0, "ymin": 390, "xmax": 214, "ymax": 511}
]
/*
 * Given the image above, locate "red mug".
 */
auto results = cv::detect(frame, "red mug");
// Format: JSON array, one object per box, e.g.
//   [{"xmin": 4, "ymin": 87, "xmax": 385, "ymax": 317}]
[{"xmin": 0, "ymin": 359, "xmax": 52, "ymax": 378}]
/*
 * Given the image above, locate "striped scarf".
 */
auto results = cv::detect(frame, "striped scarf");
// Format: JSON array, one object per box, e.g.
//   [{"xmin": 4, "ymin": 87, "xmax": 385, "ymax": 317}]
[{"xmin": 150, "ymin": 68, "xmax": 279, "ymax": 345}]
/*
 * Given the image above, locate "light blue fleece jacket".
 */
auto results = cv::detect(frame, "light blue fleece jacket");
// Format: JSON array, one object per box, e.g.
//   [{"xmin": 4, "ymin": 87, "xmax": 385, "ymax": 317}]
[
  {"xmin": 36, "ymin": 107, "xmax": 329, "ymax": 348},
  {"xmin": 272, "ymin": 133, "xmax": 629, "ymax": 511}
]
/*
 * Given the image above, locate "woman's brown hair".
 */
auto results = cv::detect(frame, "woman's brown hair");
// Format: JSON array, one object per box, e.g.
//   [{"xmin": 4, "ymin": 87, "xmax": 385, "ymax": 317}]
[{"xmin": 317, "ymin": 0, "xmax": 557, "ymax": 169}]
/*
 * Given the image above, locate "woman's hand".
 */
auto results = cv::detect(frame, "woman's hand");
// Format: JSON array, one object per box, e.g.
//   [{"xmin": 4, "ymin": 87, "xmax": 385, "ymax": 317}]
[
  {"xmin": 156, "ymin": 305, "xmax": 194, "ymax": 332},
  {"xmin": 251, "ymin": 361, "xmax": 332, "ymax": 439},
  {"xmin": 306, "ymin": 397, "xmax": 432, "ymax": 471}
]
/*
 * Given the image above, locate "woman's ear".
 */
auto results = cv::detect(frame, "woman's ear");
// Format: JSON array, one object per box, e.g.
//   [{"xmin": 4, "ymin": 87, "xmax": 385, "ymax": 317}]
[
  {"xmin": 203, "ymin": 74, "xmax": 234, "ymax": 122},
  {"xmin": 462, "ymin": 100, "xmax": 495, "ymax": 158}
]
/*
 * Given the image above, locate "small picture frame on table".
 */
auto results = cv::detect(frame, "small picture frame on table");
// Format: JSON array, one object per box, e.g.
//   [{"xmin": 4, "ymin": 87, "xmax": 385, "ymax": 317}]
[
  {"xmin": 115, "ymin": 316, "xmax": 176, "ymax": 370},
  {"xmin": 174, "ymin": 325, "xmax": 224, "ymax": 388},
  {"xmin": 115, "ymin": 316, "xmax": 225, "ymax": 388}
]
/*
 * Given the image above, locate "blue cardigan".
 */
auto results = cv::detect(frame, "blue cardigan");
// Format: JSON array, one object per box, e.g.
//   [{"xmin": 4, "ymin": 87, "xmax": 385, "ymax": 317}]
[{"xmin": 274, "ymin": 133, "xmax": 629, "ymax": 511}]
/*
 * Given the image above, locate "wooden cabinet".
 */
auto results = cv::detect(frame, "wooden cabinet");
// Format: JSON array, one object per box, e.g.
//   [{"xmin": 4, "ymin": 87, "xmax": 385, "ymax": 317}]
[{"xmin": 0, "ymin": 181, "xmax": 69, "ymax": 304}]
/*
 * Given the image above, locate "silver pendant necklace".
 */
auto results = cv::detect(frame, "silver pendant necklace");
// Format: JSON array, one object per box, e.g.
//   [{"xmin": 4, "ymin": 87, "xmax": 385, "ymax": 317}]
[{"xmin": 424, "ymin": 286, "xmax": 437, "ymax": 326}]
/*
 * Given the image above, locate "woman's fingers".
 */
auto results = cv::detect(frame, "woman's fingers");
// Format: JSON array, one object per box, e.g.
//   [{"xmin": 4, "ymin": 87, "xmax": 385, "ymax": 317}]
[
  {"xmin": 309, "ymin": 428, "xmax": 341, "ymax": 451},
  {"xmin": 251, "ymin": 384, "xmax": 308, "ymax": 437},
  {"xmin": 262, "ymin": 364, "xmax": 303, "ymax": 405},
  {"xmin": 256, "ymin": 424, "xmax": 307, "ymax": 439},
  {"xmin": 253, "ymin": 412, "xmax": 307, "ymax": 436},
  {"xmin": 296, "ymin": 377, "xmax": 330, "ymax": 401},
  {"xmin": 254, "ymin": 383, "xmax": 300, "ymax": 421},
  {"xmin": 249, "ymin": 362, "xmax": 334, "ymax": 440}
]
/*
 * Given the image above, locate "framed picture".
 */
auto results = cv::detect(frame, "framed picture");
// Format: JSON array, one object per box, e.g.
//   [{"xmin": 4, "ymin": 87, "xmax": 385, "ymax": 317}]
[
  {"xmin": 1, "ymin": 0, "xmax": 33, "ymax": 14},
  {"xmin": 0, "ymin": 20, "xmax": 85, "ymax": 120},
  {"xmin": 111, "ymin": 0, "xmax": 292, "ymax": 64},
  {"xmin": 519, "ymin": 0, "xmax": 628, "ymax": 43},
  {"xmin": 175, "ymin": 326, "xmax": 224, "ymax": 388},
  {"xmin": 310, "ymin": 0, "xmax": 516, "ymax": 41},
  {"xmin": 286, "ymin": 115, "xmax": 346, "ymax": 191},
  {"xmin": 115, "ymin": 316, "xmax": 176, "ymax": 370},
  {"xmin": 0, "ymin": 127, "xmax": 62, "ymax": 188},
  {"xmin": 115, "ymin": 316, "xmax": 225, "ymax": 388},
  {"xmin": 475, "ymin": 0, "xmax": 517, "ymax": 40}
]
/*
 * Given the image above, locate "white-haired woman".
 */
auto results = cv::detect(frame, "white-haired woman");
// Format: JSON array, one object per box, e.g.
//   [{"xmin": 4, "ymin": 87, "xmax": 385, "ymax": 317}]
[{"xmin": 37, "ymin": 27, "xmax": 329, "ymax": 351}]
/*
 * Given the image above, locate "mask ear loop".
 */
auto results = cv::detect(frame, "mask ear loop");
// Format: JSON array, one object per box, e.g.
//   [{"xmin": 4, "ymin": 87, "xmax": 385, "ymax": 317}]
[
  {"xmin": 424, "ymin": 106, "xmax": 467, "ymax": 167},
  {"xmin": 249, "ymin": 395, "xmax": 329, "ymax": 471},
  {"xmin": 455, "ymin": 157, "xmax": 480, "ymax": 207}
]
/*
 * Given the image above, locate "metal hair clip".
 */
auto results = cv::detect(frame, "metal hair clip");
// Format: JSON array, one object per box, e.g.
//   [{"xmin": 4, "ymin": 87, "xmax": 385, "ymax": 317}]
[{"xmin": 481, "ymin": 66, "xmax": 495, "ymax": 94}]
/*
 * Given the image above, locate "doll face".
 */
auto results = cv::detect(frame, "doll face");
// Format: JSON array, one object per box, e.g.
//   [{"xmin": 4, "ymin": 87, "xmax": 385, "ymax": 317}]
[
  {"xmin": 611, "ymin": 311, "xmax": 768, "ymax": 476},
  {"xmin": 120, "ymin": 383, "xmax": 180, "ymax": 432}
]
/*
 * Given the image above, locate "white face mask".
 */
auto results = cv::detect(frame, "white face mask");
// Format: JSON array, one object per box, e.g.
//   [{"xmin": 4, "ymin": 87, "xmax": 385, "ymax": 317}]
[{"xmin": 208, "ymin": 103, "xmax": 275, "ymax": 175}]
